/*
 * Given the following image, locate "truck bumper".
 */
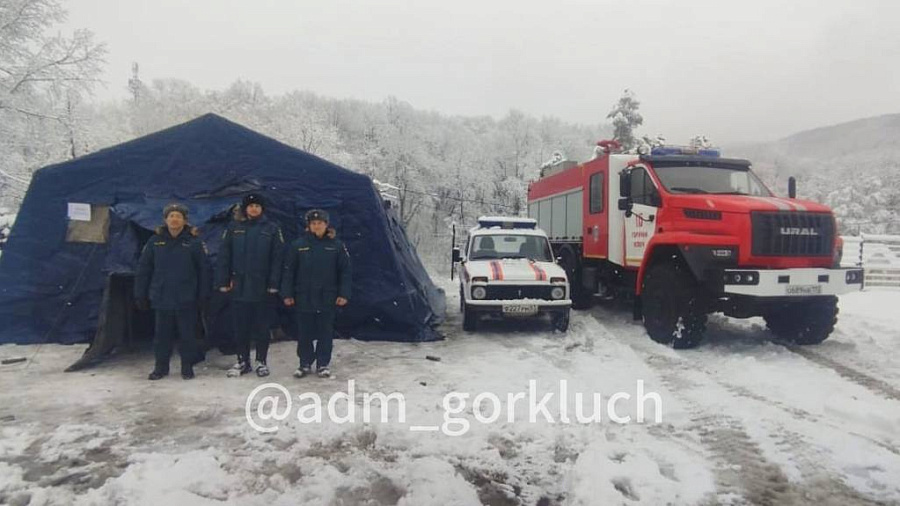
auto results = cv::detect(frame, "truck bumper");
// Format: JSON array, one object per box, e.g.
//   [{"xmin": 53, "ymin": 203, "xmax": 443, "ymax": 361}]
[{"xmin": 722, "ymin": 268, "xmax": 864, "ymax": 297}]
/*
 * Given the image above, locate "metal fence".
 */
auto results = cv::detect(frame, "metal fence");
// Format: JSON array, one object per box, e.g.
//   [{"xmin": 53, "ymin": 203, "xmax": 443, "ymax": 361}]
[{"xmin": 841, "ymin": 234, "xmax": 900, "ymax": 289}]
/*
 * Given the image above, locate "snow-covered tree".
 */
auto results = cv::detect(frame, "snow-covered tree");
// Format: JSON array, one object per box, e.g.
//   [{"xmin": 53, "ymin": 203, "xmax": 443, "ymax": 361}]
[
  {"xmin": 606, "ymin": 89, "xmax": 643, "ymax": 152},
  {"xmin": 689, "ymin": 135, "xmax": 712, "ymax": 149},
  {"xmin": 0, "ymin": 0, "xmax": 106, "ymax": 205},
  {"xmin": 0, "ymin": 0, "xmax": 106, "ymax": 117},
  {"xmin": 642, "ymin": 134, "xmax": 666, "ymax": 148}
]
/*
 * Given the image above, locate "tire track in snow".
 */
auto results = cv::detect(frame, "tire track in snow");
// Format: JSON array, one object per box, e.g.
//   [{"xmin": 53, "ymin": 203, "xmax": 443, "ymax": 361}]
[
  {"xmin": 645, "ymin": 342, "xmax": 899, "ymax": 504},
  {"xmin": 582, "ymin": 311, "xmax": 802, "ymax": 504},
  {"xmin": 470, "ymin": 314, "xmax": 718, "ymax": 505},
  {"xmin": 682, "ymin": 366, "xmax": 900, "ymax": 459},
  {"xmin": 636, "ymin": 349, "xmax": 804, "ymax": 505},
  {"xmin": 703, "ymin": 313, "xmax": 900, "ymax": 403},
  {"xmin": 764, "ymin": 427, "xmax": 892, "ymax": 506},
  {"xmin": 587, "ymin": 309, "xmax": 892, "ymax": 505},
  {"xmin": 431, "ymin": 317, "xmax": 591, "ymax": 505},
  {"xmin": 784, "ymin": 345, "xmax": 900, "ymax": 402}
]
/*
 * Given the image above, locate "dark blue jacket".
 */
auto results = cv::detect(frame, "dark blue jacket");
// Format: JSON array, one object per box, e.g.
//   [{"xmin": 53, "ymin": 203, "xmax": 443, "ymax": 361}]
[
  {"xmin": 215, "ymin": 214, "xmax": 284, "ymax": 302},
  {"xmin": 134, "ymin": 226, "xmax": 211, "ymax": 310},
  {"xmin": 281, "ymin": 230, "xmax": 352, "ymax": 313}
]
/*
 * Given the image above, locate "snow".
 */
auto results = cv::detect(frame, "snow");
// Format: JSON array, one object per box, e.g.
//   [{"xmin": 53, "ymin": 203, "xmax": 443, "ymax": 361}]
[
  {"xmin": 0, "ymin": 211, "xmax": 14, "ymax": 257},
  {"xmin": 0, "ymin": 211, "xmax": 14, "ymax": 229},
  {"xmin": 1, "ymin": 275, "xmax": 899, "ymax": 504}
]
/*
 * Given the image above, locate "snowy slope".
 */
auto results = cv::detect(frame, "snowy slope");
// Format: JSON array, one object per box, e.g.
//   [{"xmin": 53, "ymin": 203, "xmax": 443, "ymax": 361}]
[
  {"xmin": 728, "ymin": 113, "xmax": 900, "ymax": 177},
  {"xmin": 1, "ymin": 276, "xmax": 899, "ymax": 505}
]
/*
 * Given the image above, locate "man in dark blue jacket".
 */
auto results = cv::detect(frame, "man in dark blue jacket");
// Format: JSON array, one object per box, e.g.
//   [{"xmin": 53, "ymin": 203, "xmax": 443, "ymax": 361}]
[
  {"xmin": 281, "ymin": 209, "xmax": 351, "ymax": 378},
  {"xmin": 135, "ymin": 203, "xmax": 210, "ymax": 380},
  {"xmin": 216, "ymin": 193, "xmax": 284, "ymax": 377}
]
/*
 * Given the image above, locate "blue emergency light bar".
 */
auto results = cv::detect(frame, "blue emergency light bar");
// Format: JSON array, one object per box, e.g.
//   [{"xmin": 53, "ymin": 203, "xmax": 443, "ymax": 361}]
[
  {"xmin": 651, "ymin": 146, "xmax": 721, "ymax": 157},
  {"xmin": 477, "ymin": 216, "xmax": 537, "ymax": 229}
]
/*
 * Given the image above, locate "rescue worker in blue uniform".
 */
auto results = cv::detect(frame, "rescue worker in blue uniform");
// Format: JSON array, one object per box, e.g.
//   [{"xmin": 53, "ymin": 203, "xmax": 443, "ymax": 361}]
[
  {"xmin": 135, "ymin": 203, "xmax": 210, "ymax": 380},
  {"xmin": 216, "ymin": 193, "xmax": 284, "ymax": 377},
  {"xmin": 281, "ymin": 209, "xmax": 351, "ymax": 378}
]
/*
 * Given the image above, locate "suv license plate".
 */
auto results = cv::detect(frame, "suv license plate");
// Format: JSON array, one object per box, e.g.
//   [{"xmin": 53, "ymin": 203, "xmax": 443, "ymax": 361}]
[
  {"xmin": 785, "ymin": 285, "xmax": 823, "ymax": 295},
  {"xmin": 503, "ymin": 304, "xmax": 538, "ymax": 316}
]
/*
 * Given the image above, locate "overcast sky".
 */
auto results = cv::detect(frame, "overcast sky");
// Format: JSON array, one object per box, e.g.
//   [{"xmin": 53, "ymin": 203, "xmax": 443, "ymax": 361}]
[{"xmin": 64, "ymin": 0, "xmax": 900, "ymax": 144}]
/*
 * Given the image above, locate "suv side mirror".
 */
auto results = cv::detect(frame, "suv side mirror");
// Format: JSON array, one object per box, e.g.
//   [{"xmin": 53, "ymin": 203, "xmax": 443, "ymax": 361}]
[
  {"xmin": 788, "ymin": 176, "xmax": 797, "ymax": 199},
  {"xmin": 452, "ymin": 247, "xmax": 461, "ymax": 263},
  {"xmin": 619, "ymin": 170, "xmax": 631, "ymax": 197}
]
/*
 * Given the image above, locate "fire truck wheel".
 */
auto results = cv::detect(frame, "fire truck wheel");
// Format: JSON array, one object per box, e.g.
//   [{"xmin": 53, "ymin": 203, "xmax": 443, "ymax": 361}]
[
  {"xmin": 552, "ymin": 309, "xmax": 570, "ymax": 332},
  {"xmin": 559, "ymin": 248, "xmax": 592, "ymax": 310},
  {"xmin": 642, "ymin": 262, "xmax": 707, "ymax": 349},
  {"xmin": 764, "ymin": 296, "xmax": 838, "ymax": 345},
  {"xmin": 462, "ymin": 304, "xmax": 478, "ymax": 332}
]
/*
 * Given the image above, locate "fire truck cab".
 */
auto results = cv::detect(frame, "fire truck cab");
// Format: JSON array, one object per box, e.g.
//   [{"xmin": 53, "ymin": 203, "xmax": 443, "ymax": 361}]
[{"xmin": 527, "ymin": 144, "xmax": 864, "ymax": 348}]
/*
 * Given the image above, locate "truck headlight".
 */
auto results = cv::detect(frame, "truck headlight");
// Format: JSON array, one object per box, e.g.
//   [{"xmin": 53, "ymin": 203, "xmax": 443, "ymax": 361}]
[
  {"xmin": 551, "ymin": 287, "xmax": 565, "ymax": 300},
  {"xmin": 472, "ymin": 286, "xmax": 487, "ymax": 299}
]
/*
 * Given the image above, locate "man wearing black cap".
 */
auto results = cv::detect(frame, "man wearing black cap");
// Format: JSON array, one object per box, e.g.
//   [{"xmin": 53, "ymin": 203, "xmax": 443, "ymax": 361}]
[
  {"xmin": 281, "ymin": 209, "xmax": 352, "ymax": 378},
  {"xmin": 216, "ymin": 193, "xmax": 285, "ymax": 377},
  {"xmin": 135, "ymin": 203, "xmax": 210, "ymax": 380}
]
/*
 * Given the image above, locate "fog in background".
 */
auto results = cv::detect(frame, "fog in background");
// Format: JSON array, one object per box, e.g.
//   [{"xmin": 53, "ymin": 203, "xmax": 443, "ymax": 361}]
[{"xmin": 64, "ymin": 0, "xmax": 900, "ymax": 144}]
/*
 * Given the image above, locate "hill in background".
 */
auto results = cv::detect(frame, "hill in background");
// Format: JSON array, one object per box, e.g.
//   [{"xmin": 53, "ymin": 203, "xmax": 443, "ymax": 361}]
[{"xmin": 728, "ymin": 113, "xmax": 900, "ymax": 234}]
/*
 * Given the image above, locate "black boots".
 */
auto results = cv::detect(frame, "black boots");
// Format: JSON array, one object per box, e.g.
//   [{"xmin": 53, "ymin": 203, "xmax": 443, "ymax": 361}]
[
  {"xmin": 148, "ymin": 369, "xmax": 168, "ymax": 380},
  {"xmin": 149, "ymin": 365, "xmax": 194, "ymax": 380}
]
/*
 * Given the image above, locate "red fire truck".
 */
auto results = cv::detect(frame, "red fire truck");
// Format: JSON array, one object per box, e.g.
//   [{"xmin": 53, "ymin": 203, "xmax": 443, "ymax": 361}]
[{"xmin": 526, "ymin": 142, "xmax": 864, "ymax": 348}]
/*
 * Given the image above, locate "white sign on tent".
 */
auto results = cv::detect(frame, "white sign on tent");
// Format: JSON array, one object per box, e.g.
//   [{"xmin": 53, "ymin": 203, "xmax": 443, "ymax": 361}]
[{"xmin": 67, "ymin": 203, "xmax": 91, "ymax": 222}]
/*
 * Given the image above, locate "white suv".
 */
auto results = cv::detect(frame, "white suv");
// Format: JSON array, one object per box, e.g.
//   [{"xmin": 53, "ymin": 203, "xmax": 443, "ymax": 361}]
[{"xmin": 453, "ymin": 217, "xmax": 572, "ymax": 332}]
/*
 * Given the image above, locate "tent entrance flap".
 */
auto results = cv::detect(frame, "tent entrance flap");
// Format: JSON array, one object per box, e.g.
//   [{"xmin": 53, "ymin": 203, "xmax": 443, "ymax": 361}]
[{"xmin": 65, "ymin": 273, "xmax": 152, "ymax": 371}]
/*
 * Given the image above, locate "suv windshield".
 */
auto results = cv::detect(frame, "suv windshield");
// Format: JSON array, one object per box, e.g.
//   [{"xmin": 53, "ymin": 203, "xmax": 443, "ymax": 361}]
[
  {"xmin": 470, "ymin": 234, "xmax": 553, "ymax": 261},
  {"xmin": 652, "ymin": 165, "xmax": 772, "ymax": 196}
]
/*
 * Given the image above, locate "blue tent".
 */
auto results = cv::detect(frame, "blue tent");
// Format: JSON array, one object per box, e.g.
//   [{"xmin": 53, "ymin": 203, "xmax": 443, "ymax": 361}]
[{"xmin": 0, "ymin": 114, "xmax": 445, "ymax": 360}]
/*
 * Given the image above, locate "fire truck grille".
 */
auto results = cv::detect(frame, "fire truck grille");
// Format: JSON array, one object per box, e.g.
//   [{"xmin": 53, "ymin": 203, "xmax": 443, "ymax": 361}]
[
  {"xmin": 485, "ymin": 285, "xmax": 554, "ymax": 300},
  {"xmin": 751, "ymin": 211, "xmax": 834, "ymax": 257}
]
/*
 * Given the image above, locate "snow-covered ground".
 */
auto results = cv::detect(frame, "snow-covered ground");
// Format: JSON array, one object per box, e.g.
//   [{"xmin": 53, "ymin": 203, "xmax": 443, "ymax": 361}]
[
  {"xmin": 0, "ymin": 211, "xmax": 15, "ymax": 258},
  {"xmin": 1, "ymin": 276, "xmax": 899, "ymax": 505}
]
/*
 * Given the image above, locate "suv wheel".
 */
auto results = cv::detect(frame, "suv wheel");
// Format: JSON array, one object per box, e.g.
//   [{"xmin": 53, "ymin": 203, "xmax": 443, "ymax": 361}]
[{"xmin": 551, "ymin": 309, "xmax": 570, "ymax": 332}]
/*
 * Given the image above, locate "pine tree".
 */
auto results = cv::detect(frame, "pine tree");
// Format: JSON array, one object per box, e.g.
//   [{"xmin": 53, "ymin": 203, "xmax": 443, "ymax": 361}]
[{"xmin": 607, "ymin": 89, "xmax": 643, "ymax": 152}]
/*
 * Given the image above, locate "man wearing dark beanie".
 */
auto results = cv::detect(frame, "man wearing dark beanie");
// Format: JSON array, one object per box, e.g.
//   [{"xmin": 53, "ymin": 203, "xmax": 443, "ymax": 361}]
[{"xmin": 216, "ymin": 192, "xmax": 284, "ymax": 377}]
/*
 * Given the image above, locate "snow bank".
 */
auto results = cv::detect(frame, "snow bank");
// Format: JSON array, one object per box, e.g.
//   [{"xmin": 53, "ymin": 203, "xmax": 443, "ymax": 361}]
[{"xmin": 79, "ymin": 450, "xmax": 240, "ymax": 505}]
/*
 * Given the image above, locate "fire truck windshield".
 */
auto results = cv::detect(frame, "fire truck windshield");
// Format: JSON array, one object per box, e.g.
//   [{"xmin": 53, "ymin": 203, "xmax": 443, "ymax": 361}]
[
  {"xmin": 652, "ymin": 165, "xmax": 772, "ymax": 196},
  {"xmin": 470, "ymin": 234, "xmax": 554, "ymax": 262}
]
